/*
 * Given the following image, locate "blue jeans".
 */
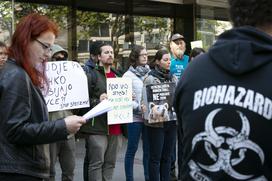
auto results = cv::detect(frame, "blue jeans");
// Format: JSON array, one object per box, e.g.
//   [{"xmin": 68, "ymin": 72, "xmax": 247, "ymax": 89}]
[
  {"xmin": 147, "ymin": 121, "xmax": 177, "ymax": 181},
  {"xmin": 125, "ymin": 122, "xmax": 149, "ymax": 181}
]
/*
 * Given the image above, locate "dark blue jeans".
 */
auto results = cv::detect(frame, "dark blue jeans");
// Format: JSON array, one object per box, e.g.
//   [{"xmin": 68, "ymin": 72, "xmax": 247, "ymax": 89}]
[
  {"xmin": 177, "ymin": 123, "xmax": 183, "ymax": 179},
  {"xmin": 171, "ymin": 137, "xmax": 176, "ymax": 171},
  {"xmin": 147, "ymin": 121, "xmax": 177, "ymax": 181},
  {"xmin": 125, "ymin": 122, "xmax": 149, "ymax": 181}
]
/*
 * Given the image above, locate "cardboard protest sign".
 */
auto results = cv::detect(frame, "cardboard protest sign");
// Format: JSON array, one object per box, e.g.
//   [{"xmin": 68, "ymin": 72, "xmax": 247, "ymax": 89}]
[
  {"xmin": 107, "ymin": 78, "xmax": 133, "ymax": 125},
  {"xmin": 44, "ymin": 61, "xmax": 89, "ymax": 112},
  {"xmin": 143, "ymin": 82, "xmax": 175, "ymax": 123}
]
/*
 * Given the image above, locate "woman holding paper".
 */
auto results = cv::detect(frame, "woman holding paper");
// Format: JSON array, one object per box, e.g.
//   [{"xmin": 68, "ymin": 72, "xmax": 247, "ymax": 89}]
[
  {"xmin": 142, "ymin": 49, "xmax": 178, "ymax": 181},
  {"xmin": 0, "ymin": 13, "xmax": 85, "ymax": 180},
  {"xmin": 123, "ymin": 45, "xmax": 150, "ymax": 181}
]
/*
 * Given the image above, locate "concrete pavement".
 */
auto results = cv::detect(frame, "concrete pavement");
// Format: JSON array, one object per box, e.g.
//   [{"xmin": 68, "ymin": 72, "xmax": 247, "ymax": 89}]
[{"xmin": 55, "ymin": 137, "xmax": 145, "ymax": 181}]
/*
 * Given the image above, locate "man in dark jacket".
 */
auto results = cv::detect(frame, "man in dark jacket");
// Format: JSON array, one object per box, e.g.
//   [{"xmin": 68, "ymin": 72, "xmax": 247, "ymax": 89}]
[
  {"xmin": 174, "ymin": 0, "xmax": 272, "ymax": 180},
  {"xmin": 80, "ymin": 42, "xmax": 123, "ymax": 181},
  {"xmin": 77, "ymin": 40, "xmax": 103, "ymax": 118},
  {"xmin": 84, "ymin": 40, "xmax": 103, "ymax": 73},
  {"xmin": 79, "ymin": 40, "xmax": 103, "ymax": 181}
]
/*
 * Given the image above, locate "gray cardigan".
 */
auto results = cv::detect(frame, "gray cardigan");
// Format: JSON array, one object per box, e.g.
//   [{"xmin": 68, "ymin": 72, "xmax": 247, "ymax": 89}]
[{"xmin": 123, "ymin": 66, "xmax": 148, "ymax": 122}]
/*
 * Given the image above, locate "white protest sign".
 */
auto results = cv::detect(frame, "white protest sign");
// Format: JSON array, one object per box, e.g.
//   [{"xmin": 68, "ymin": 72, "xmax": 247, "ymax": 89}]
[
  {"xmin": 44, "ymin": 61, "xmax": 89, "ymax": 112},
  {"xmin": 190, "ymin": 40, "xmax": 203, "ymax": 49},
  {"xmin": 107, "ymin": 78, "xmax": 133, "ymax": 125}
]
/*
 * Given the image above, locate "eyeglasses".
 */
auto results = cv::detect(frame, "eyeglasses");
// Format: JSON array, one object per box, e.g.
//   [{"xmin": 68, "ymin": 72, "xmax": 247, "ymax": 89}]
[{"xmin": 35, "ymin": 39, "xmax": 52, "ymax": 53}]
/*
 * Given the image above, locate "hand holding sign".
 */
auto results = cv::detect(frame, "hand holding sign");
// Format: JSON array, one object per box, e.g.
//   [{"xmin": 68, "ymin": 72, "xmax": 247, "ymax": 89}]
[{"xmin": 100, "ymin": 93, "xmax": 108, "ymax": 101}]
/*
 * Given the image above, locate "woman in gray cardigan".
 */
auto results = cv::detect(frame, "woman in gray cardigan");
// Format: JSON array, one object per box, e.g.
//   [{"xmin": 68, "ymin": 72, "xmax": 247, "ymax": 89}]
[{"xmin": 123, "ymin": 45, "xmax": 150, "ymax": 181}]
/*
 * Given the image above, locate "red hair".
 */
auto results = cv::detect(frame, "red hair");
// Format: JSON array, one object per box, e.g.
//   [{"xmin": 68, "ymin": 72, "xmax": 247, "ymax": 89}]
[{"xmin": 8, "ymin": 13, "xmax": 58, "ymax": 88}]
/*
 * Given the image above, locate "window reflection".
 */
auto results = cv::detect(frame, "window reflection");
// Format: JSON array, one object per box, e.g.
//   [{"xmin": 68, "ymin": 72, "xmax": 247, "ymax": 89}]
[{"xmin": 1, "ymin": 2, "xmax": 173, "ymax": 71}]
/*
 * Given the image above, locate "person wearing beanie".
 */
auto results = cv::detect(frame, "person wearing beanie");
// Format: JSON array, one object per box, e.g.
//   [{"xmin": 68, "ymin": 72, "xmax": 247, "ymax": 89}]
[{"xmin": 79, "ymin": 40, "xmax": 104, "ymax": 181}]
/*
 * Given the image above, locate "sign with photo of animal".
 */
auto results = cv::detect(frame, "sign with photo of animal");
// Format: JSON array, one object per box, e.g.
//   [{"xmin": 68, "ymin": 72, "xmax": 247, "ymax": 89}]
[{"xmin": 143, "ymin": 82, "xmax": 176, "ymax": 123}]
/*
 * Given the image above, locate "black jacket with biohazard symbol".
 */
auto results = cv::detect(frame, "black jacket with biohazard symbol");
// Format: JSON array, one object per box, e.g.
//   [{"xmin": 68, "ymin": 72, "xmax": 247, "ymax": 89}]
[{"xmin": 174, "ymin": 26, "xmax": 272, "ymax": 181}]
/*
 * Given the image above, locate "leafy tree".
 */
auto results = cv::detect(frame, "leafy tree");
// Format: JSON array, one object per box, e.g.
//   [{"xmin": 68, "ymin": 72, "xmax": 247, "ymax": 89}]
[
  {"xmin": 76, "ymin": 11, "xmax": 109, "ymax": 39},
  {"xmin": 134, "ymin": 16, "xmax": 171, "ymax": 48},
  {"xmin": 13, "ymin": 3, "xmax": 68, "ymax": 29},
  {"xmin": 0, "ymin": 2, "xmax": 68, "ymax": 40},
  {"xmin": 0, "ymin": 1, "xmax": 13, "ymax": 40},
  {"xmin": 0, "ymin": 1, "xmax": 172, "ymax": 63},
  {"xmin": 110, "ymin": 14, "xmax": 126, "ymax": 58},
  {"xmin": 196, "ymin": 19, "xmax": 216, "ymax": 50}
]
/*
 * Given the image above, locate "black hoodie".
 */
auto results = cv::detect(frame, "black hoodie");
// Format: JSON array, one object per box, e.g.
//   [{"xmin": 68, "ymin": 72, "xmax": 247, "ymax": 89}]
[{"xmin": 174, "ymin": 26, "xmax": 272, "ymax": 181}]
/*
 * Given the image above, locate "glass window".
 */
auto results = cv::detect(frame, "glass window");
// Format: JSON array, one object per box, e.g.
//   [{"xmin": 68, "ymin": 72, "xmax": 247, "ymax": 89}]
[
  {"xmin": 133, "ymin": 16, "xmax": 173, "ymax": 54},
  {"xmin": 196, "ymin": 5, "xmax": 232, "ymax": 50},
  {"xmin": 1, "ymin": 2, "xmax": 173, "ymax": 71},
  {"xmin": 100, "ymin": 24, "xmax": 109, "ymax": 37},
  {"xmin": 76, "ymin": 12, "xmax": 173, "ymax": 71},
  {"xmin": 196, "ymin": 18, "xmax": 232, "ymax": 50}
]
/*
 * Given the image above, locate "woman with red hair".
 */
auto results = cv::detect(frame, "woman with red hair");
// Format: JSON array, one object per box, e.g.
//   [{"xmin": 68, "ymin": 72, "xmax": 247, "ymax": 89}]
[{"xmin": 0, "ymin": 13, "xmax": 86, "ymax": 181}]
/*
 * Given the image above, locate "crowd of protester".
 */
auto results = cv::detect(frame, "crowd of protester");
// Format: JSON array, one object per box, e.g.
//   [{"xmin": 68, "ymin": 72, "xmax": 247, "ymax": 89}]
[{"xmin": 1, "ymin": 0, "xmax": 272, "ymax": 180}]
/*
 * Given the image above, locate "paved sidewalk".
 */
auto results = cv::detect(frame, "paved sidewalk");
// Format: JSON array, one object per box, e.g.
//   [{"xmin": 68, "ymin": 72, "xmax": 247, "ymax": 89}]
[{"xmin": 55, "ymin": 138, "xmax": 145, "ymax": 181}]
